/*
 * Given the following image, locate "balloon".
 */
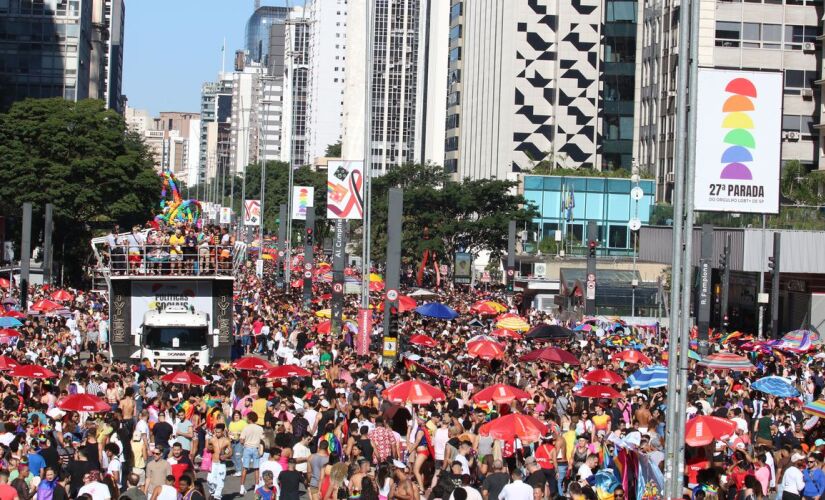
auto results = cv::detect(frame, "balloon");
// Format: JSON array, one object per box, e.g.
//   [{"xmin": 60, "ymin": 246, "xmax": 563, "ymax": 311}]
[{"xmin": 154, "ymin": 171, "xmax": 203, "ymax": 228}]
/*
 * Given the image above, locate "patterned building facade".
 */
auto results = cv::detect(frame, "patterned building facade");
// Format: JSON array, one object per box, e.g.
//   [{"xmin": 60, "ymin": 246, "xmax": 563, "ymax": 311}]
[{"xmin": 446, "ymin": 0, "xmax": 632, "ymax": 180}]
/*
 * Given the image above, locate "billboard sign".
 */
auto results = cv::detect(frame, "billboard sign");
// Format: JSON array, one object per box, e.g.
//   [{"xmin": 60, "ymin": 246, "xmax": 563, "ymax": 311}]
[
  {"xmin": 454, "ymin": 252, "xmax": 472, "ymax": 284},
  {"xmin": 129, "ymin": 280, "xmax": 214, "ymax": 338},
  {"xmin": 292, "ymin": 186, "xmax": 314, "ymax": 220},
  {"xmin": 243, "ymin": 200, "xmax": 261, "ymax": 226},
  {"xmin": 694, "ymin": 69, "xmax": 782, "ymax": 214},
  {"xmin": 327, "ymin": 160, "xmax": 364, "ymax": 220},
  {"xmin": 219, "ymin": 207, "xmax": 232, "ymax": 224}
]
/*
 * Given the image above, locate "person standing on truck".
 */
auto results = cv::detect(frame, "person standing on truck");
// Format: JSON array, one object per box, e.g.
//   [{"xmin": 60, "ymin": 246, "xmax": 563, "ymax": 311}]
[{"xmin": 168, "ymin": 228, "xmax": 184, "ymax": 276}]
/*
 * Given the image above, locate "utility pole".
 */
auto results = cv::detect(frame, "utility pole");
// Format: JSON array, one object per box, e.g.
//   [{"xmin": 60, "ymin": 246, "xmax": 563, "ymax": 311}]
[
  {"xmin": 585, "ymin": 220, "xmax": 597, "ymax": 316},
  {"xmin": 720, "ymin": 234, "xmax": 731, "ymax": 331},
  {"xmin": 43, "ymin": 204, "xmax": 53, "ymax": 285},
  {"xmin": 303, "ymin": 207, "xmax": 314, "ymax": 309},
  {"xmin": 506, "ymin": 221, "xmax": 516, "ymax": 293},
  {"xmin": 769, "ymin": 232, "xmax": 781, "ymax": 338},
  {"xmin": 20, "ymin": 203, "xmax": 32, "ymax": 310},
  {"xmin": 697, "ymin": 224, "xmax": 713, "ymax": 346}
]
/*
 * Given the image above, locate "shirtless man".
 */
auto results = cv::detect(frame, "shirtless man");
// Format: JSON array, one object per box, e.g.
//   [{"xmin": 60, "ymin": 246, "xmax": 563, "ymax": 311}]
[
  {"xmin": 207, "ymin": 423, "xmax": 232, "ymax": 499},
  {"xmin": 389, "ymin": 461, "xmax": 420, "ymax": 500},
  {"xmin": 635, "ymin": 400, "xmax": 652, "ymax": 433},
  {"xmin": 120, "ymin": 387, "xmax": 136, "ymax": 422}
]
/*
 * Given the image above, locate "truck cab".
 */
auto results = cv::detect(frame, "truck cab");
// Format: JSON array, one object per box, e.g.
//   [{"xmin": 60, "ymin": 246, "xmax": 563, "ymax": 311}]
[{"xmin": 135, "ymin": 304, "xmax": 217, "ymax": 368}]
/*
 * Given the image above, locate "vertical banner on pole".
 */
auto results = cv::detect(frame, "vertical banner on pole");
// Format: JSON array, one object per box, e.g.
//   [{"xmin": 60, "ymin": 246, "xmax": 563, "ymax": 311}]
[
  {"xmin": 277, "ymin": 204, "xmax": 287, "ymax": 289},
  {"xmin": 243, "ymin": 200, "xmax": 261, "ymax": 226},
  {"xmin": 20, "ymin": 203, "xmax": 32, "ymax": 309},
  {"xmin": 506, "ymin": 221, "xmax": 516, "ymax": 293},
  {"xmin": 697, "ymin": 224, "xmax": 713, "ymax": 349},
  {"xmin": 292, "ymin": 186, "xmax": 314, "ymax": 220},
  {"xmin": 382, "ymin": 189, "xmax": 403, "ymax": 367},
  {"xmin": 326, "ymin": 161, "xmax": 364, "ymax": 220},
  {"xmin": 356, "ymin": 308, "xmax": 371, "ymax": 356},
  {"xmin": 331, "ymin": 219, "xmax": 347, "ymax": 336},
  {"xmin": 303, "ymin": 207, "xmax": 315, "ymax": 309}
]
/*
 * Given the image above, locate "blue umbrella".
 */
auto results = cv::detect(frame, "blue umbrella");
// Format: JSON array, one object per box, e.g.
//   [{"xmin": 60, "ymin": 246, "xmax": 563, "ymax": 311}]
[
  {"xmin": 627, "ymin": 365, "xmax": 668, "ymax": 390},
  {"xmin": 752, "ymin": 376, "xmax": 800, "ymax": 397},
  {"xmin": 0, "ymin": 317, "xmax": 22, "ymax": 328},
  {"xmin": 415, "ymin": 302, "xmax": 458, "ymax": 320}
]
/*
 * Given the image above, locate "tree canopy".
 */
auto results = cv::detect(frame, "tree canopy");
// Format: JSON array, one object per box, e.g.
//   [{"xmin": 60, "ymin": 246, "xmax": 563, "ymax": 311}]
[{"xmin": 0, "ymin": 98, "xmax": 160, "ymax": 282}]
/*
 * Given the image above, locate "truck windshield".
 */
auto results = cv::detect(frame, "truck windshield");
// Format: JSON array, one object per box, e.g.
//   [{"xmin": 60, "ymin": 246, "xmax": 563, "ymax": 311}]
[{"xmin": 144, "ymin": 327, "xmax": 208, "ymax": 350}]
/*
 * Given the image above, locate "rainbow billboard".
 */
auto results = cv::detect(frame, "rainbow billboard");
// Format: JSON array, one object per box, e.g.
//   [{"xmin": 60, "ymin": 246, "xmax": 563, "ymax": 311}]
[
  {"xmin": 292, "ymin": 186, "xmax": 314, "ymax": 220},
  {"xmin": 694, "ymin": 69, "xmax": 782, "ymax": 214}
]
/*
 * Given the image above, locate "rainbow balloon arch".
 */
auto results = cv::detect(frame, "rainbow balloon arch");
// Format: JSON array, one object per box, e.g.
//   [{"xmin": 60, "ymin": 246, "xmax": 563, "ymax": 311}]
[{"xmin": 154, "ymin": 171, "xmax": 203, "ymax": 228}]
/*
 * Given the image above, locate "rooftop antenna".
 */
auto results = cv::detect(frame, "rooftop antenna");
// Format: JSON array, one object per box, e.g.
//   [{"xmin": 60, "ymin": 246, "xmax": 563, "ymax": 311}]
[
  {"xmin": 255, "ymin": 0, "xmax": 261, "ymax": 9},
  {"xmin": 221, "ymin": 37, "xmax": 226, "ymax": 75}
]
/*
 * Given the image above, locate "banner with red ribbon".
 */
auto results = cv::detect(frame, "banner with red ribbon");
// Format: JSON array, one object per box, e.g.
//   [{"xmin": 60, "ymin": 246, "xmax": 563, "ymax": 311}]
[
  {"xmin": 356, "ymin": 307, "xmax": 371, "ymax": 356},
  {"xmin": 327, "ymin": 160, "xmax": 364, "ymax": 220}
]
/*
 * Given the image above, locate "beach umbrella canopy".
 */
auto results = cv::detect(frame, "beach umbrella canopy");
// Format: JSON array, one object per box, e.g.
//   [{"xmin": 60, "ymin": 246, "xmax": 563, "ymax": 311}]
[
  {"xmin": 378, "ymin": 295, "xmax": 417, "ymax": 313},
  {"xmin": 491, "ymin": 328, "xmax": 522, "ymax": 340},
  {"xmin": 582, "ymin": 369, "xmax": 625, "ymax": 385},
  {"xmin": 160, "ymin": 371, "xmax": 207, "ymax": 386},
  {"xmin": 575, "ymin": 385, "xmax": 622, "ymax": 399},
  {"xmin": 525, "ymin": 323, "xmax": 574, "ymax": 341},
  {"xmin": 369, "ymin": 281, "xmax": 385, "ymax": 292},
  {"xmin": 612, "ymin": 349, "xmax": 653, "ymax": 365},
  {"xmin": 0, "ymin": 356, "xmax": 19, "ymax": 371},
  {"xmin": 520, "ymin": 347, "xmax": 580, "ymax": 365},
  {"xmin": 0, "ymin": 318, "xmax": 21, "ymax": 328},
  {"xmin": 698, "ymin": 352, "xmax": 755, "ymax": 371},
  {"xmin": 2, "ymin": 311, "xmax": 25, "ymax": 319},
  {"xmin": 415, "ymin": 303, "xmax": 458, "ymax": 320},
  {"xmin": 315, "ymin": 309, "xmax": 332, "ymax": 318},
  {"xmin": 472, "ymin": 300, "xmax": 506, "ymax": 313},
  {"xmin": 627, "ymin": 365, "xmax": 668, "ymax": 390},
  {"xmin": 496, "ymin": 316, "xmax": 530, "ymax": 332},
  {"xmin": 315, "ymin": 320, "xmax": 332, "ymax": 334},
  {"xmin": 408, "ymin": 335, "xmax": 439, "ymax": 348},
  {"xmin": 50, "ymin": 290, "xmax": 74, "ymax": 302},
  {"xmin": 752, "ymin": 376, "xmax": 800, "ymax": 397},
  {"xmin": 9, "ymin": 365, "xmax": 57, "ymax": 379},
  {"xmin": 232, "ymin": 357, "xmax": 275, "ymax": 371},
  {"xmin": 479, "ymin": 413, "xmax": 548, "ymax": 443},
  {"xmin": 265, "ymin": 365, "xmax": 311, "ymax": 378},
  {"xmin": 803, "ymin": 400, "xmax": 825, "ymax": 418},
  {"xmin": 409, "ymin": 289, "xmax": 438, "ymax": 299},
  {"xmin": 57, "ymin": 394, "xmax": 111, "ymax": 413},
  {"xmin": 466, "ymin": 340, "xmax": 506, "ymax": 360},
  {"xmin": 383, "ymin": 380, "xmax": 446, "ymax": 405},
  {"xmin": 784, "ymin": 329, "xmax": 823, "ymax": 346},
  {"xmin": 685, "ymin": 415, "xmax": 737, "ymax": 447},
  {"xmin": 471, "ymin": 384, "xmax": 531, "ymax": 405},
  {"xmin": 0, "ymin": 329, "xmax": 19, "ymax": 338},
  {"xmin": 471, "ymin": 303, "xmax": 501, "ymax": 316},
  {"xmin": 0, "ymin": 278, "xmax": 9, "ymax": 289},
  {"xmin": 31, "ymin": 299, "xmax": 61, "ymax": 312}
]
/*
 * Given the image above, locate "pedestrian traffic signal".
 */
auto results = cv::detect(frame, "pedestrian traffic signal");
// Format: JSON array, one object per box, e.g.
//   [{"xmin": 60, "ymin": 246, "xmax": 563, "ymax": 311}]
[
  {"xmin": 768, "ymin": 256, "xmax": 776, "ymax": 271},
  {"xmin": 588, "ymin": 240, "xmax": 597, "ymax": 258},
  {"xmin": 305, "ymin": 227, "xmax": 313, "ymax": 246}
]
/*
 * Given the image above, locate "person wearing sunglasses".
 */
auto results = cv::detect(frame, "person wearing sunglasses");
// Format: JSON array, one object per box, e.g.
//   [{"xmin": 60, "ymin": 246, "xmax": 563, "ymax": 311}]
[
  {"xmin": 144, "ymin": 447, "xmax": 171, "ymax": 497},
  {"xmin": 801, "ymin": 454, "xmax": 825, "ymax": 500}
]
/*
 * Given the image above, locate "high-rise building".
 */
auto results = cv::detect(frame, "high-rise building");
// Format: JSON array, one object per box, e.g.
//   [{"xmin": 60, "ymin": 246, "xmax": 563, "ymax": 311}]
[
  {"xmin": 245, "ymin": 5, "xmax": 290, "ymax": 66},
  {"xmin": 0, "ymin": 0, "xmax": 94, "ymax": 111},
  {"xmin": 90, "ymin": 0, "xmax": 124, "ymax": 112},
  {"xmin": 638, "ymin": 0, "xmax": 822, "ymax": 200},
  {"xmin": 444, "ymin": 0, "xmax": 637, "ymax": 180},
  {"xmin": 199, "ymin": 77, "xmax": 233, "ymax": 186},
  {"xmin": 124, "ymin": 106, "xmax": 201, "ymax": 180},
  {"xmin": 305, "ymin": 0, "xmax": 348, "ymax": 162},
  {"xmin": 341, "ymin": 0, "xmax": 448, "ymax": 174},
  {"xmin": 281, "ymin": 8, "xmax": 311, "ymax": 168}
]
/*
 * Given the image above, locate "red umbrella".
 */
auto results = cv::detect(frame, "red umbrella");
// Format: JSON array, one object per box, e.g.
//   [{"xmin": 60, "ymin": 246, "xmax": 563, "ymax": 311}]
[
  {"xmin": 612, "ymin": 349, "xmax": 653, "ymax": 365},
  {"xmin": 160, "ymin": 371, "xmax": 207, "ymax": 386},
  {"xmin": 290, "ymin": 279, "xmax": 303, "ymax": 288},
  {"xmin": 0, "ymin": 356, "xmax": 19, "ymax": 370},
  {"xmin": 472, "ymin": 384, "xmax": 531, "ymax": 405},
  {"xmin": 575, "ymin": 385, "xmax": 622, "ymax": 399},
  {"xmin": 466, "ymin": 340, "xmax": 506, "ymax": 360},
  {"xmin": 31, "ymin": 299, "xmax": 61, "ymax": 312},
  {"xmin": 685, "ymin": 415, "xmax": 738, "ymax": 446},
  {"xmin": 582, "ymin": 369, "xmax": 625, "ymax": 385},
  {"xmin": 520, "ymin": 347, "xmax": 580, "ymax": 365},
  {"xmin": 57, "ymin": 394, "xmax": 111, "ymax": 413},
  {"xmin": 479, "ymin": 413, "xmax": 548, "ymax": 442},
  {"xmin": 315, "ymin": 321, "xmax": 332, "ymax": 334},
  {"xmin": 383, "ymin": 380, "xmax": 446, "ymax": 404},
  {"xmin": 470, "ymin": 303, "xmax": 500, "ymax": 316},
  {"xmin": 408, "ymin": 334, "xmax": 439, "ymax": 348},
  {"xmin": 9, "ymin": 365, "xmax": 57, "ymax": 379},
  {"xmin": 378, "ymin": 295, "xmax": 417, "ymax": 313},
  {"xmin": 50, "ymin": 290, "xmax": 74, "ymax": 302},
  {"xmin": 2, "ymin": 311, "xmax": 25, "ymax": 319},
  {"xmin": 232, "ymin": 357, "xmax": 274, "ymax": 371},
  {"xmin": 491, "ymin": 328, "xmax": 522, "ymax": 340},
  {"xmin": 0, "ymin": 329, "xmax": 19, "ymax": 337},
  {"xmin": 264, "ymin": 365, "xmax": 311, "ymax": 378},
  {"xmin": 0, "ymin": 278, "xmax": 9, "ymax": 289},
  {"xmin": 369, "ymin": 281, "xmax": 385, "ymax": 292}
]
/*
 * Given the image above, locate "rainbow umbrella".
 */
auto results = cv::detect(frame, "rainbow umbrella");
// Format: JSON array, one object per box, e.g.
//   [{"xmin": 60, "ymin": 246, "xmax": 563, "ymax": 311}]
[
  {"xmin": 698, "ymin": 352, "xmax": 755, "ymax": 371},
  {"xmin": 804, "ymin": 400, "xmax": 825, "ymax": 418},
  {"xmin": 496, "ymin": 316, "xmax": 530, "ymax": 332}
]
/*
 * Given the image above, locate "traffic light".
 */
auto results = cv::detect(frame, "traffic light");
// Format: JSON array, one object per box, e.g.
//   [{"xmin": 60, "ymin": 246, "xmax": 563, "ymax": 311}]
[
  {"xmin": 719, "ymin": 251, "xmax": 727, "ymax": 272},
  {"xmin": 768, "ymin": 255, "xmax": 776, "ymax": 272},
  {"xmin": 588, "ymin": 240, "xmax": 597, "ymax": 258},
  {"xmin": 305, "ymin": 226, "xmax": 314, "ymax": 247}
]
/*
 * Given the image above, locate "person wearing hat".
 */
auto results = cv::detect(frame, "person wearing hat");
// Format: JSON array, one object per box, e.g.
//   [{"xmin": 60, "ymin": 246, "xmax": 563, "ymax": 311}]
[{"xmin": 782, "ymin": 452, "xmax": 808, "ymax": 500}]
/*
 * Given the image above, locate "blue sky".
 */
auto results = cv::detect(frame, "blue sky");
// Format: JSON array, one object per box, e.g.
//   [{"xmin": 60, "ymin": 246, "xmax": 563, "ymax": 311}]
[{"xmin": 123, "ymin": 0, "xmax": 293, "ymax": 115}]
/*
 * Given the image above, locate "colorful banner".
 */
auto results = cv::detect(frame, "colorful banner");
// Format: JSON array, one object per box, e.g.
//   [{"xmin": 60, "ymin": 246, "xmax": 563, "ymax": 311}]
[
  {"xmin": 454, "ymin": 252, "xmax": 472, "ymax": 284},
  {"xmin": 292, "ymin": 186, "xmax": 314, "ymax": 220},
  {"xmin": 356, "ymin": 308, "xmax": 371, "ymax": 356},
  {"xmin": 327, "ymin": 160, "xmax": 364, "ymax": 220},
  {"xmin": 243, "ymin": 199, "xmax": 261, "ymax": 226},
  {"xmin": 219, "ymin": 207, "xmax": 231, "ymax": 224},
  {"xmin": 693, "ymin": 69, "xmax": 782, "ymax": 214}
]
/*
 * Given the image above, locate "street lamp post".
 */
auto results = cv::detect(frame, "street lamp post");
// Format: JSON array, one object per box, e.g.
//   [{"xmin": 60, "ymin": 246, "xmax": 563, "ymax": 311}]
[{"xmin": 629, "ymin": 160, "xmax": 641, "ymax": 317}]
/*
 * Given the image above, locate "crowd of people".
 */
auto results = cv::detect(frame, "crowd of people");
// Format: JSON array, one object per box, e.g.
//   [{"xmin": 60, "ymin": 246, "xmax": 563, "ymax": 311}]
[{"xmin": 0, "ymin": 250, "xmax": 825, "ymax": 500}]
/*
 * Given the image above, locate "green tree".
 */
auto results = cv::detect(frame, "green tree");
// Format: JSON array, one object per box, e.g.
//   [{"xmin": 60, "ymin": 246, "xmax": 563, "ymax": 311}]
[
  {"xmin": 368, "ymin": 163, "xmax": 538, "ymax": 268},
  {"xmin": 325, "ymin": 142, "xmax": 342, "ymax": 158},
  {"xmin": 0, "ymin": 98, "xmax": 160, "ymax": 283}
]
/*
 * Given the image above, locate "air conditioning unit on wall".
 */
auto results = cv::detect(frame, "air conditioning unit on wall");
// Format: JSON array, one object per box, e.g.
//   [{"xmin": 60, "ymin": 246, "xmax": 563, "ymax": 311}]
[
  {"xmin": 803, "ymin": 42, "xmax": 816, "ymax": 52},
  {"xmin": 534, "ymin": 262, "xmax": 547, "ymax": 277}
]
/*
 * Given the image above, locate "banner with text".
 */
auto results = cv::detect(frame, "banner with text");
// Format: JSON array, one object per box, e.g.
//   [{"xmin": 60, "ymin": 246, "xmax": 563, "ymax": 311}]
[
  {"xmin": 243, "ymin": 199, "xmax": 261, "ymax": 226},
  {"xmin": 292, "ymin": 186, "xmax": 314, "ymax": 220},
  {"xmin": 694, "ymin": 68, "xmax": 782, "ymax": 214},
  {"xmin": 327, "ymin": 160, "xmax": 364, "ymax": 220}
]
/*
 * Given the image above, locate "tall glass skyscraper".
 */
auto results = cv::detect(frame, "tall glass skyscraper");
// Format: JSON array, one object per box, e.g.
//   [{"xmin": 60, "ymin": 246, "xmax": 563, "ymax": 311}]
[{"xmin": 245, "ymin": 5, "xmax": 289, "ymax": 66}]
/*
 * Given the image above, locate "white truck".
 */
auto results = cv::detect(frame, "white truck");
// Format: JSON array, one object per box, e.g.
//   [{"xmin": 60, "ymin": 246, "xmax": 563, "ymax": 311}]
[{"xmin": 133, "ymin": 304, "xmax": 217, "ymax": 368}]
